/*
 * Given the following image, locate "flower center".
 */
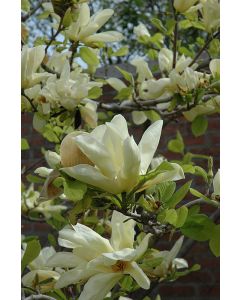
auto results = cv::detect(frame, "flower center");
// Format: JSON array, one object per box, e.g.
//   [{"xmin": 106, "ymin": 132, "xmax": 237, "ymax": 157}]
[{"xmin": 111, "ymin": 260, "xmax": 128, "ymax": 273}]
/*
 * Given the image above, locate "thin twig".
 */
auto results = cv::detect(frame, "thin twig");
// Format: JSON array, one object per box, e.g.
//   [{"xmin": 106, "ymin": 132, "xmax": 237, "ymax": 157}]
[
  {"xmin": 22, "ymin": 91, "xmax": 37, "ymax": 112},
  {"xmin": 189, "ymin": 31, "xmax": 220, "ymax": 68},
  {"xmin": 21, "ymin": 0, "xmax": 46, "ymax": 22},
  {"xmin": 45, "ymin": 18, "xmax": 64, "ymax": 54},
  {"xmin": 170, "ymin": 0, "xmax": 178, "ymax": 68}
]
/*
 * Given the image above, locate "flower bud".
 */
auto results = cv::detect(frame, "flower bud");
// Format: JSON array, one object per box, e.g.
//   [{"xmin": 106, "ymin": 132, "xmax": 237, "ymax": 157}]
[{"xmin": 60, "ymin": 131, "xmax": 93, "ymax": 167}]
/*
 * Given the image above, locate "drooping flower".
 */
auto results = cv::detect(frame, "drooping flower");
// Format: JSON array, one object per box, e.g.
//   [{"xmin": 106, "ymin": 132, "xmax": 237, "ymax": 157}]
[
  {"xmin": 130, "ymin": 57, "xmax": 153, "ymax": 83},
  {"xmin": 21, "ymin": 45, "xmax": 50, "ymax": 89},
  {"xmin": 22, "ymin": 246, "xmax": 61, "ymax": 292},
  {"xmin": 65, "ymin": 3, "xmax": 123, "ymax": 45},
  {"xmin": 60, "ymin": 114, "xmax": 184, "ymax": 194},
  {"xmin": 47, "ymin": 211, "xmax": 151, "ymax": 300}
]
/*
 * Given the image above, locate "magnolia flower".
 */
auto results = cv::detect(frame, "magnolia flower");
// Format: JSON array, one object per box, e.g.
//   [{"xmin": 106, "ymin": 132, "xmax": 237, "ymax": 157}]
[
  {"xmin": 213, "ymin": 169, "xmax": 220, "ymax": 197},
  {"xmin": 139, "ymin": 78, "xmax": 175, "ymax": 100},
  {"xmin": 130, "ymin": 57, "xmax": 153, "ymax": 83},
  {"xmin": 142, "ymin": 236, "xmax": 188, "ymax": 278},
  {"xmin": 66, "ymin": 3, "xmax": 123, "ymax": 45},
  {"xmin": 200, "ymin": 0, "xmax": 220, "ymax": 33},
  {"xmin": 41, "ymin": 62, "xmax": 102, "ymax": 110},
  {"xmin": 46, "ymin": 51, "xmax": 72, "ymax": 74},
  {"xmin": 22, "ymin": 246, "xmax": 61, "ymax": 292},
  {"xmin": 60, "ymin": 114, "xmax": 184, "ymax": 194},
  {"xmin": 209, "ymin": 59, "xmax": 220, "ymax": 79},
  {"xmin": 47, "ymin": 211, "xmax": 151, "ymax": 300},
  {"xmin": 183, "ymin": 96, "xmax": 220, "ymax": 121},
  {"xmin": 21, "ymin": 45, "xmax": 50, "ymax": 89},
  {"xmin": 134, "ymin": 23, "xmax": 150, "ymax": 38},
  {"xmin": 174, "ymin": 0, "xmax": 198, "ymax": 13},
  {"xmin": 169, "ymin": 67, "xmax": 201, "ymax": 93},
  {"xmin": 158, "ymin": 49, "xmax": 196, "ymax": 75}
]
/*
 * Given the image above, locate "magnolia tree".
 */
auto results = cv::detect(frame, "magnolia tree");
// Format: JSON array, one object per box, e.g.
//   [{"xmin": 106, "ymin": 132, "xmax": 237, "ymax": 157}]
[{"xmin": 21, "ymin": 0, "xmax": 220, "ymax": 299}]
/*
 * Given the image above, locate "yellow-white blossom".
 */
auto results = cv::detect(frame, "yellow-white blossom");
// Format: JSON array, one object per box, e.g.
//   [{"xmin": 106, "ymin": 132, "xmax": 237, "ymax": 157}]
[
  {"xmin": 174, "ymin": 0, "xmax": 198, "ymax": 13},
  {"xmin": 130, "ymin": 57, "xmax": 153, "ymax": 83},
  {"xmin": 21, "ymin": 45, "xmax": 50, "ymax": 89},
  {"xmin": 200, "ymin": 0, "xmax": 220, "ymax": 33},
  {"xmin": 22, "ymin": 246, "xmax": 61, "ymax": 292},
  {"xmin": 139, "ymin": 78, "xmax": 175, "ymax": 100},
  {"xmin": 134, "ymin": 23, "xmax": 150, "ymax": 38},
  {"xmin": 65, "ymin": 3, "xmax": 123, "ymax": 45},
  {"xmin": 47, "ymin": 211, "xmax": 151, "ymax": 300},
  {"xmin": 41, "ymin": 61, "xmax": 102, "ymax": 110},
  {"xmin": 61, "ymin": 114, "xmax": 184, "ymax": 194},
  {"xmin": 80, "ymin": 101, "xmax": 98, "ymax": 128}
]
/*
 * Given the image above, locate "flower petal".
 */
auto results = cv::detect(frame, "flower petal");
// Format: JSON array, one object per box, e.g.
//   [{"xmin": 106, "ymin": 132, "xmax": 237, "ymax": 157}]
[
  {"xmin": 125, "ymin": 261, "xmax": 150, "ymax": 290},
  {"xmin": 55, "ymin": 268, "xmax": 86, "ymax": 289},
  {"xmin": 61, "ymin": 164, "xmax": 121, "ymax": 194},
  {"xmin": 85, "ymin": 31, "xmax": 124, "ymax": 43},
  {"xmin": 47, "ymin": 252, "xmax": 86, "ymax": 268},
  {"xmin": 138, "ymin": 120, "xmax": 163, "ymax": 174},
  {"xmin": 110, "ymin": 211, "xmax": 136, "ymax": 250},
  {"xmin": 106, "ymin": 77, "xmax": 127, "ymax": 91},
  {"xmin": 78, "ymin": 273, "xmax": 122, "ymax": 300}
]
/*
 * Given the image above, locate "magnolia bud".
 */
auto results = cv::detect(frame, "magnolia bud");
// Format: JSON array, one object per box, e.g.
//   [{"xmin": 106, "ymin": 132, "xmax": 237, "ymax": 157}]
[{"xmin": 60, "ymin": 132, "xmax": 93, "ymax": 167}]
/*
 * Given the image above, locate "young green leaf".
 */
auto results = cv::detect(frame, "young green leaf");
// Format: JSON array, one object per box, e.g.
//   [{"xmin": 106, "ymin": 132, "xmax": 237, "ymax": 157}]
[
  {"xmin": 21, "ymin": 239, "xmax": 41, "ymax": 273},
  {"xmin": 166, "ymin": 180, "xmax": 192, "ymax": 208},
  {"xmin": 209, "ymin": 224, "xmax": 220, "ymax": 257},
  {"xmin": 191, "ymin": 115, "xmax": 208, "ymax": 137}
]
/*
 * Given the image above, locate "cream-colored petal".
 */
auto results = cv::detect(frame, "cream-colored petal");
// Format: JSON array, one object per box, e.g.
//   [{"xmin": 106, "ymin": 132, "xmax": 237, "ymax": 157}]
[
  {"xmin": 138, "ymin": 120, "xmax": 163, "ymax": 175},
  {"xmin": 78, "ymin": 273, "xmax": 122, "ymax": 300},
  {"xmin": 132, "ymin": 111, "xmax": 148, "ymax": 125},
  {"xmin": 138, "ymin": 162, "xmax": 184, "ymax": 192},
  {"xmin": 47, "ymin": 252, "xmax": 86, "ymax": 268},
  {"xmin": 106, "ymin": 77, "xmax": 127, "ymax": 91},
  {"xmin": 61, "ymin": 164, "xmax": 122, "ymax": 194},
  {"xmin": 91, "ymin": 9, "xmax": 114, "ymax": 29},
  {"xmin": 55, "ymin": 268, "xmax": 85, "ymax": 289},
  {"xmin": 110, "ymin": 211, "xmax": 136, "ymax": 250},
  {"xmin": 125, "ymin": 261, "xmax": 150, "ymax": 290},
  {"xmin": 134, "ymin": 233, "xmax": 152, "ymax": 260},
  {"xmin": 74, "ymin": 134, "xmax": 116, "ymax": 177},
  {"xmin": 85, "ymin": 31, "xmax": 124, "ymax": 43}
]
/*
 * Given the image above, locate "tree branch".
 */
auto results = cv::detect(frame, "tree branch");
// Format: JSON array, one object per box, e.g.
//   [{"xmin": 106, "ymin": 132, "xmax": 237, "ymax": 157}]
[
  {"xmin": 189, "ymin": 31, "xmax": 220, "ymax": 68},
  {"xmin": 21, "ymin": 0, "xmax": 46, "ymax": 22},
  {"xmin": 45, "ymin": 18, "xmax": 64, "ymax": 54}
]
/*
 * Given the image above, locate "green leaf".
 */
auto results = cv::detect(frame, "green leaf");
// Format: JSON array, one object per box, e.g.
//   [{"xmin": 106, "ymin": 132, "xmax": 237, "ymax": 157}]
[
  {"xmin": 47, "ymin": 289, "xmax": 67, "ymax": 300},
  {"xmin": 114, "ymin": 87, "xmax": 133, "ymax": 101},
  {"xmin": 115, "ymin": 66, "xmax": 134, "ymax": 84},
  {"xmin": 166, "ymin": 180, "xmax": 192, "ymax": 208},
  {"xmin": 189, "ymin": 188, "xmax": 219, "ymax": 207},
  {"xmin": 121, "ymin": 275, "xmax": 133, "ymax": 292},
  {"xmin": 151, "ymin": 18, "xmax": 167, "ymax": 33},
  {"xmin": 48, "ymin": 233, "xmax": 57, "ymax": 247},
  {"xmin": 63, "ymin": 179, "xmax": 87, "ymax": 202},
  {"xmin": 112, "ymin": 46, "xmax": 129, "ymax": 57},
  {"xmin": 157, "ymin": 181, "xmax": 176, "ymax": 202},
  {"xmin": 88, "ymin": 86, "xmax": 102, "ymax": 99},
  {"xmin": 209, "ymin": 224, "xmax": 220, "ymax": 257},
  {"xmin": 33, "ymin": 113, "xmax": 47, "ymax": 133},
  {"xmin": 79, "ymin": 47, "xmax": 99, "ymax": 67},
  {"xmin": 21, "ymin": 239, "xmax": 41, "ymax": 273},
  {"xmin": 191, "ymin": 115, "xmax": 208, "ymax": 137},
  {"xmin": 167, "ymin": 131, "xmax": 184, "ymax": 154},
  {"xmin": 21, "ymin": 0, "xmax": 30, "ymax": 12},
  {"xmin": 21, "ymin": 138, "xmax": 29, "ymax": 150},
  {"xmin": 138, "ymin": 195, "xmax": 154, "ymax": 212},
  {"xmin": 165, "ymin": 209, "xmax": 178, "ymax": 225},
  {"xmin": 181, "ymin": 214, "xmax": 215, "ymax": 241},
  {"xmin": 175, "ymin": 206, "xmax": 188, "ymax": 228},
  {"xmin": 62, "ymin": 7, "xmax": 72, "ymax": 27},
  {"xmin": 26, "ymin": 174, "xmax": 45, "ymax": 184}
]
